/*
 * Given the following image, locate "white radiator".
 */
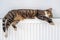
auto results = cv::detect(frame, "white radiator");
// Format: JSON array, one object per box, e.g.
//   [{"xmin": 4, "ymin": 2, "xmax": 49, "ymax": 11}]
[{"xmin": 0, "ymin": 19, "xmax": 60, "ymax": 40}]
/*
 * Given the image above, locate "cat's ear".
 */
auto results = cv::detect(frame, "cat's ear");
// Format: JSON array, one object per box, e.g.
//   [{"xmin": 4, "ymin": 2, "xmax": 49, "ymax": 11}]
[{"xmin": 47, "ymin": 8, "xmax": 52, "ymax": 11}]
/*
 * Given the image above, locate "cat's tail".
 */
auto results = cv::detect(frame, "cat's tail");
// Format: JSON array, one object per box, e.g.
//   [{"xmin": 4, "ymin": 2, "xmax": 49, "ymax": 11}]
[{"xmin": 2, "ymin": 17, "xmax": 7, "ymax": 32}]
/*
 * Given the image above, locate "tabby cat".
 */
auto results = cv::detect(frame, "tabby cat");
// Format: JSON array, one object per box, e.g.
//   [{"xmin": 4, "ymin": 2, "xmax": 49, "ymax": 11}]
[{"xmin": 2, "ymin": 8, "xmax": 54, "ymax": 37}]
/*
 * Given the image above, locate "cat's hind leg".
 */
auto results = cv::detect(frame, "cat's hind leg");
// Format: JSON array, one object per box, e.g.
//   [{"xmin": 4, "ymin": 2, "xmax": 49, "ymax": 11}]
[{"xmin": 12, "ymin": 20, "xmax": 19, "ymax": 31}]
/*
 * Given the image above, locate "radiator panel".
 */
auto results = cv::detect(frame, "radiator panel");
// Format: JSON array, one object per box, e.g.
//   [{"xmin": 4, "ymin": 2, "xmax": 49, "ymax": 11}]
[{"xmin": 0, "ymin": 19, "xmax": 60, "ymax": 40}]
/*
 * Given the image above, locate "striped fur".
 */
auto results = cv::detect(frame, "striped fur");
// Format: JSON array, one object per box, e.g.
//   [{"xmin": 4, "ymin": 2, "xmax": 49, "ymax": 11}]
[{"xmin": 2, "ymin": 8, "xmax": 54, "ymax": 37}]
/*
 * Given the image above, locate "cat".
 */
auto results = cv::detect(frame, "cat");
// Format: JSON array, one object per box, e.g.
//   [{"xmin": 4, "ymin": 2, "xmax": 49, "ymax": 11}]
[{"xmin": 2, "ymin": 8, "xmax": 54, "ymax": 37}]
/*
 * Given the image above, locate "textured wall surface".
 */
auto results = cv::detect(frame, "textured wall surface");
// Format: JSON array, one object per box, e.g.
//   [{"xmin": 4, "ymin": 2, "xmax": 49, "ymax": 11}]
[
  {"xmin": 0, "ymin": 0, "xmax": 60, "ymax": 18},
  {"xmin": 0, "ymin": 19, "xmax": 60, "ymax": 40}
]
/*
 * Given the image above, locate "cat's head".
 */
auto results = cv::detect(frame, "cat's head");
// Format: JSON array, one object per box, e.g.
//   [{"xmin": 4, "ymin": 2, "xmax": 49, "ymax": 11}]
[{"xmin": 44, "ymin": 8, "xmax": 53, "ymax": 18}]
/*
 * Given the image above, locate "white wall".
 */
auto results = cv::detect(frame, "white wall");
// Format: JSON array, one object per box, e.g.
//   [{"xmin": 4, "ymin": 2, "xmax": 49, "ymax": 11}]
[
  {"xmin": 0, "ymin": 0, "xmax": 60, "ymax": 18},
  {"xmin": 0, "ymin": 19, "xmax": 60, "ymax": 40}
]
